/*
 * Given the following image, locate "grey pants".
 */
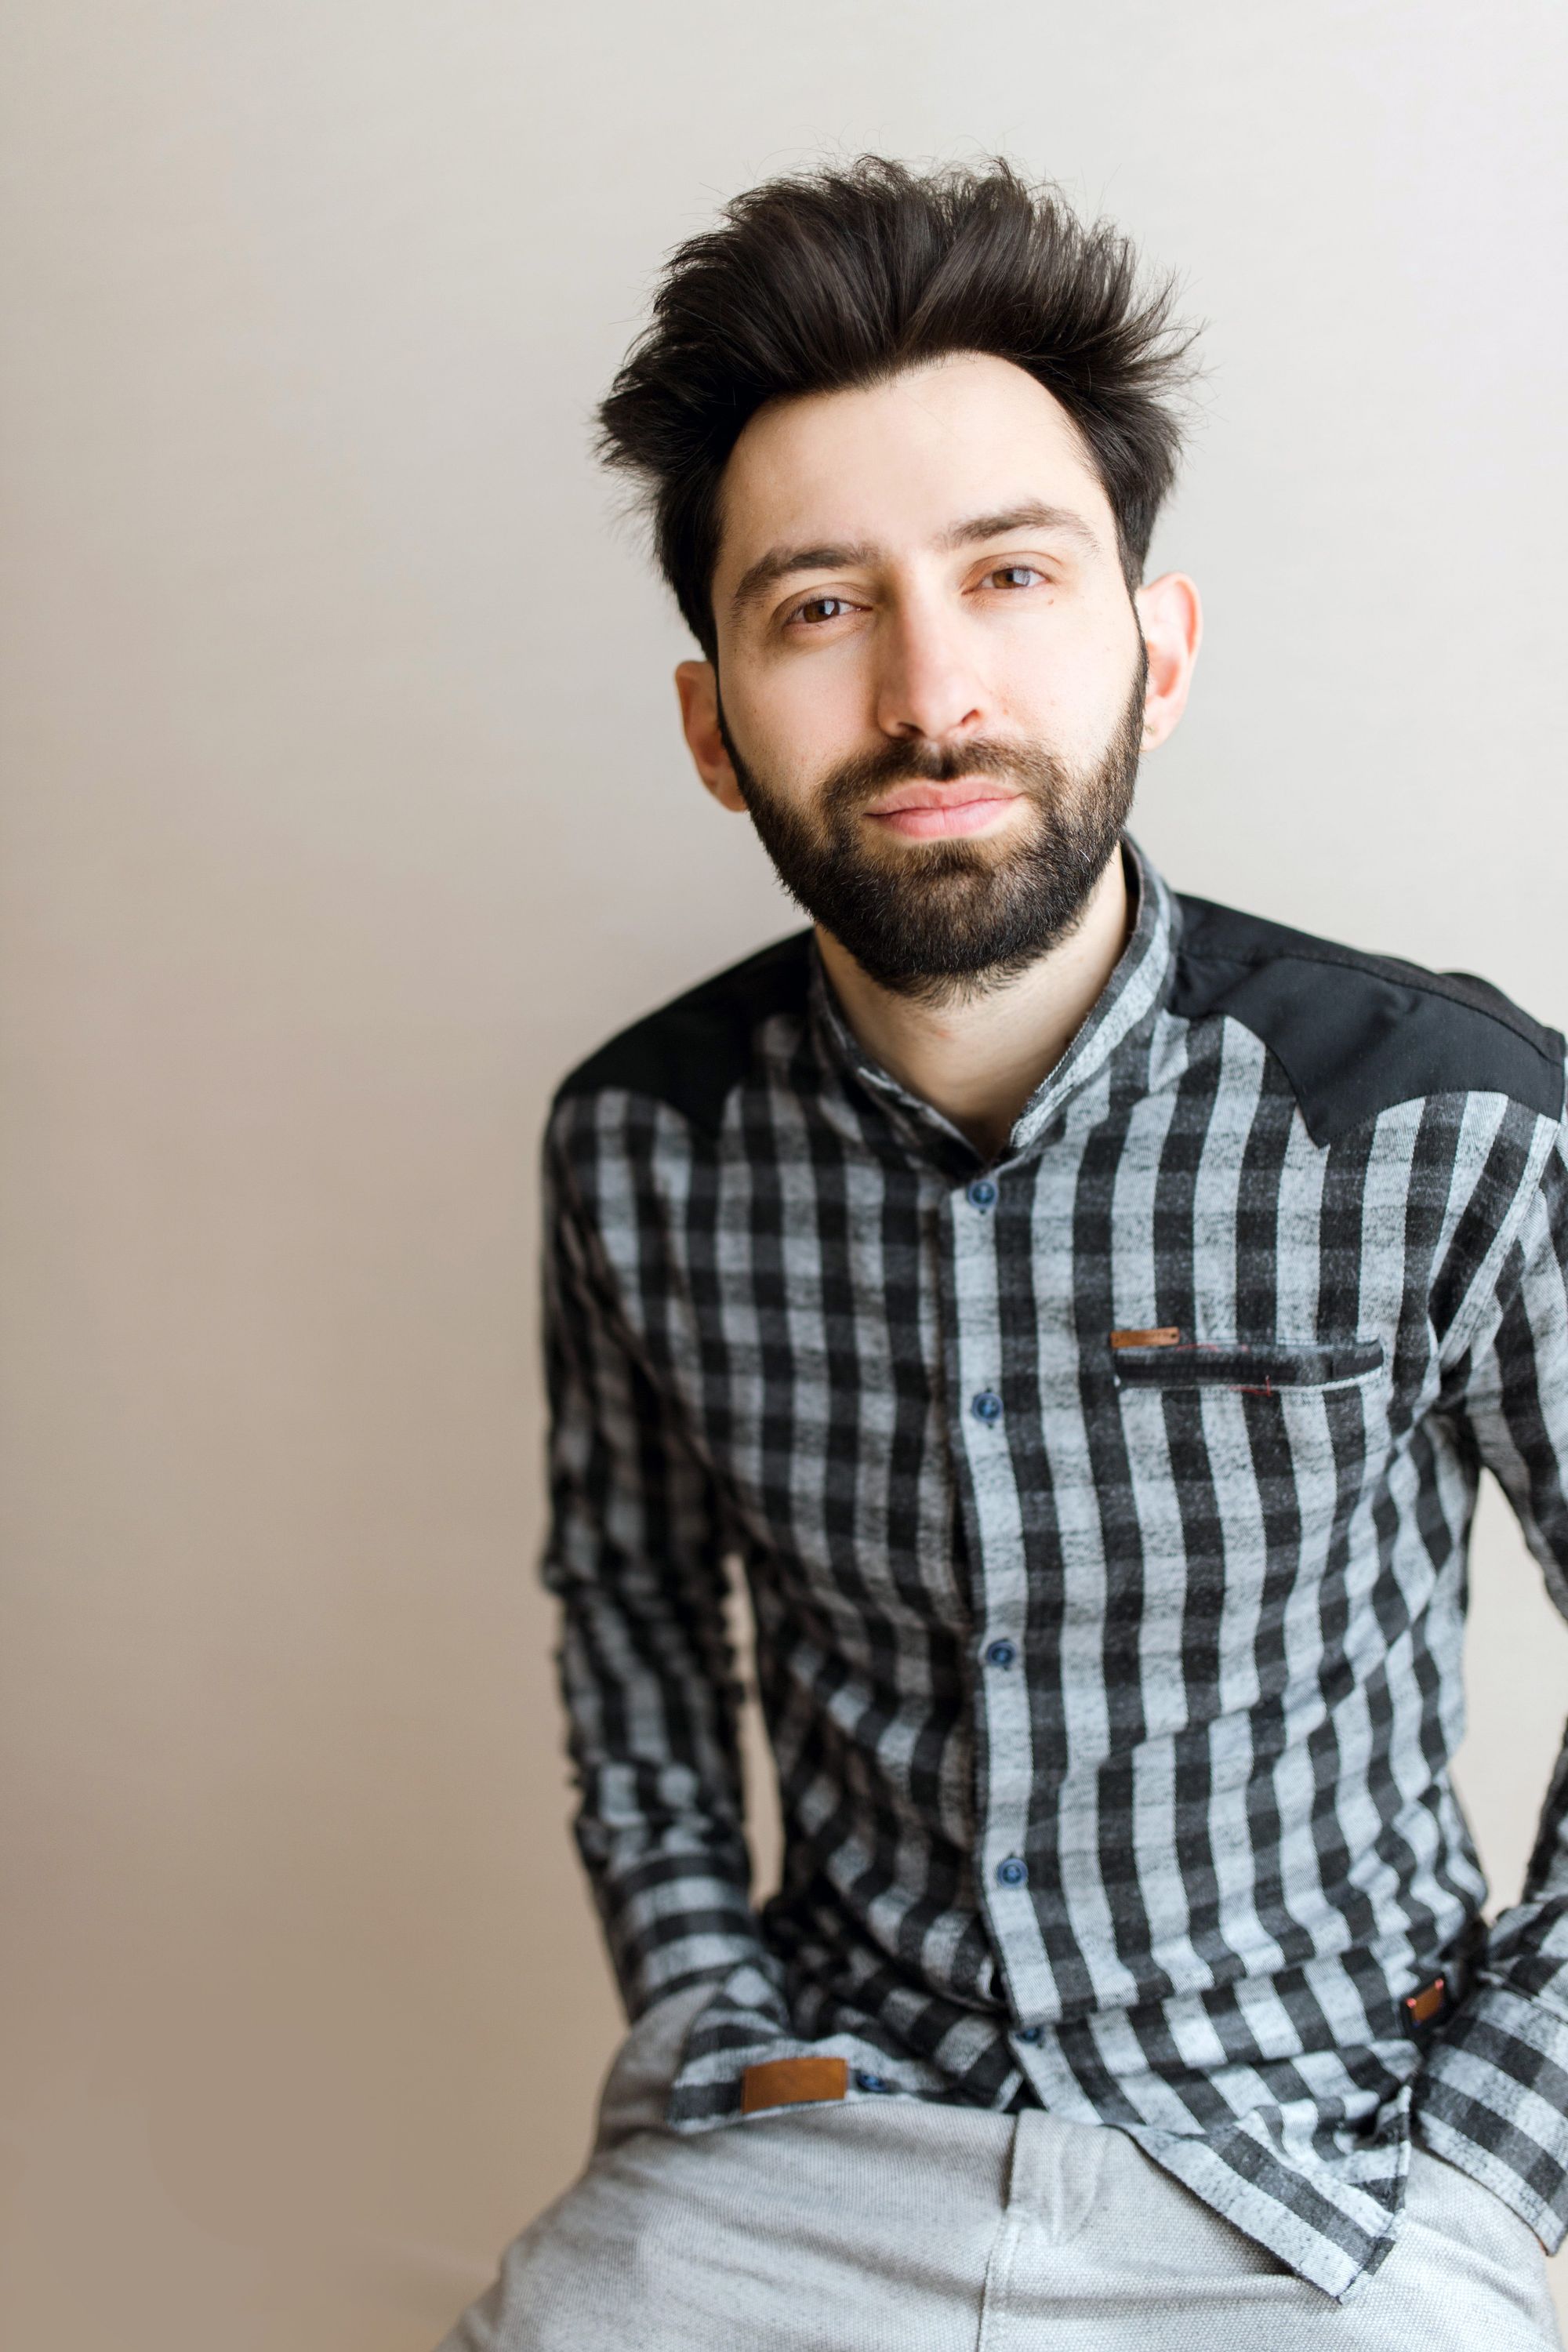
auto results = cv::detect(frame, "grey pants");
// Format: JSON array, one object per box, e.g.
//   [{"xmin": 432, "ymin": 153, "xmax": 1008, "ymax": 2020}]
[{"xmin": 435, "ymin": 1984, "xmax": 1563, "ymax": 2350}]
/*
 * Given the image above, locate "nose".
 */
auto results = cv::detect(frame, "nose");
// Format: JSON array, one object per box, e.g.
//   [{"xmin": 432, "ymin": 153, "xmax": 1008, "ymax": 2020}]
[{"xmin": 872, "ymin": 586, "xmax": 987, "ymax": 746}]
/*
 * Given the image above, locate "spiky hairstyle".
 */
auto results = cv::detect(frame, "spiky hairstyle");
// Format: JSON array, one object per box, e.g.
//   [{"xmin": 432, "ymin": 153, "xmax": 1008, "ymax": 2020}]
[{"xmin": 593, "ymin": 154, "xmax": 1200, "ymax": 659}]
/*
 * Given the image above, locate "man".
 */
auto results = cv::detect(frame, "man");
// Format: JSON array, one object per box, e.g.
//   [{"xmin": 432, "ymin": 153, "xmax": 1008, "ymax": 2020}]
[{"xmin": 437, "ymin": 157, "xmax": 1568, "ymax": 2347}]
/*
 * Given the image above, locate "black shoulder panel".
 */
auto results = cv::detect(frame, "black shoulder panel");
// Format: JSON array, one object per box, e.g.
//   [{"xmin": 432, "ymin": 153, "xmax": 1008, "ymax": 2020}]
[
  {"xmin": 554, "ymin": 928, "xmax": 814, "ymax": 1134},
  {"xmin": 1171, "ymin": 894, "xmax": 1565, "ymax": 1146}
]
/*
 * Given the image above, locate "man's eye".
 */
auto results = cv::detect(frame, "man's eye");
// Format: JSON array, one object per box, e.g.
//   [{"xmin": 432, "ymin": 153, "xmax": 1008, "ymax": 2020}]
[
  {"xmin": 988, "ymin": 564, "xmax": 1044, "ymax": 590},
  {"xmin": 786, "ymin": 597, "xmax": 853, "ymax": 627}
]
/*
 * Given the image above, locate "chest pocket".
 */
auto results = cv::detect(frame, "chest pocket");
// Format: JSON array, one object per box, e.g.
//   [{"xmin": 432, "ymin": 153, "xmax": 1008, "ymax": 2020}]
[
  {"xmin": 1109, "ymin": 1330, "xmax": 1385, "ymax": 1392},
  {"xmin": 1100, "ymin": 1330, "xmax": 1393, "ymax": 1715}
]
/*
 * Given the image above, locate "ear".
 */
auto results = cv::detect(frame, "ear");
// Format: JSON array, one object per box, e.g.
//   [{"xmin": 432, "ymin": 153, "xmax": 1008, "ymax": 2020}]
[
  {"xmin": 1132, "ymin": 573, "xmax": 1203, "ymax": 751},
  {"xmin": 674, "ymin": 660, "xmax": 748, "ymax": 811}
]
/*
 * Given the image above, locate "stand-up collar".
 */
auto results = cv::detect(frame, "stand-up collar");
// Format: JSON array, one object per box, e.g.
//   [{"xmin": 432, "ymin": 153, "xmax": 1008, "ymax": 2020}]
[{"xmin": 804, "ymin": 834, "xmax": 1180, "ymax": 1171}]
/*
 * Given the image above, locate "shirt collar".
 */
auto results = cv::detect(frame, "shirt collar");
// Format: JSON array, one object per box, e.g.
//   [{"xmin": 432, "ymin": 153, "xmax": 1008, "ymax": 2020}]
[{"xmin": 804, "ymin": 833, "xmax": 1179, "ymax": 1172}]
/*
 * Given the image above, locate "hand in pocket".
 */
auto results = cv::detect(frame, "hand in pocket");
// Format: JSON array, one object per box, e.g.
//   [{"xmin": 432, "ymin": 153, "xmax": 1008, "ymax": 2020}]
[{"xmin": 591, "ymin": 1981, "xmax": 717, "ymax": 2155}]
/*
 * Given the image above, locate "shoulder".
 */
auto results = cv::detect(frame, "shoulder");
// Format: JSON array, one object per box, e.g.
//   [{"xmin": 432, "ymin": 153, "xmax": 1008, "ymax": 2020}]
[
  {"xmin": 551, "ymin": 927, "xmax": 814, "ymax": 1136},
  {"xmin": 1170, "ymin": 892, "xmax": 1566, "ymax": 1146}
]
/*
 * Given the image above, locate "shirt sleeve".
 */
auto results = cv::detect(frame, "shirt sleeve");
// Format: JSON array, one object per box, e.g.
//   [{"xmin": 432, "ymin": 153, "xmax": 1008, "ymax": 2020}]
[
  {"xmin": 535, "ymin": 1105, "xmax": 768, "ymax": 2022},
  {"xmin": 1413, "ymin": 1108, "xmax": 1568, "ymax": 2248}
]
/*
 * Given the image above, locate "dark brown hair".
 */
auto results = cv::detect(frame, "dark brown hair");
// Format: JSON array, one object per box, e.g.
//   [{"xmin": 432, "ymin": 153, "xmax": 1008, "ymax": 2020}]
[{"xmin": 593, "ymin": 154, "xmax": 1200, "ymax": 660}]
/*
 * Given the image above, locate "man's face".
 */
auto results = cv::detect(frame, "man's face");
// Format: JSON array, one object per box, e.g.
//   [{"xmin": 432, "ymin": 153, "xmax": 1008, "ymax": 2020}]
[{"xmin": 681, "ymin": 351, "xmax": 1164, "ymax": 1001}]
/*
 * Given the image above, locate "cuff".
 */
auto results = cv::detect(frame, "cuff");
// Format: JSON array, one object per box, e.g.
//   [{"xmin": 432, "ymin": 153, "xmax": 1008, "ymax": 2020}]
[
  {"xmin": 597, "ymin": 1866, "xmax": 771, "ymax": 2023},
  {"xmin": 1412, "ymin": 1980, "xmax": 1568, "ymax": 2251}
]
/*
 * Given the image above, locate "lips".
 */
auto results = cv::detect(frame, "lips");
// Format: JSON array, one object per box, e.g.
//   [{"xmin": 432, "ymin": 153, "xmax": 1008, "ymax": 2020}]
[{"xmin": 864, "ymin": 779, "xmax": 1022, "ymax": 840}]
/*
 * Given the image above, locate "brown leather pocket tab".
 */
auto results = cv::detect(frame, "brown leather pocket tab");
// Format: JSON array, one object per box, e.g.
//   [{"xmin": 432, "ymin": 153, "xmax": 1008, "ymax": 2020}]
[
  {"xmin": 1404, "ymin": 1976, "xmax": 1447, "ymax": 2028},
  {"xmin": 741, "ymin": 2056, "xmax": 849, "ymax": 2114},
  {"xmin": 1110, "ymin": 1327, "xmax": 1182, "ymax": 1349}
]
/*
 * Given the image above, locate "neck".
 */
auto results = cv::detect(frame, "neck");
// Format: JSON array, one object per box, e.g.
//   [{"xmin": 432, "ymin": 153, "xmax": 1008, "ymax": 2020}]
[{"xmin": 816, "ymin": 850, "xmax": 1134, "ymax": 1163}]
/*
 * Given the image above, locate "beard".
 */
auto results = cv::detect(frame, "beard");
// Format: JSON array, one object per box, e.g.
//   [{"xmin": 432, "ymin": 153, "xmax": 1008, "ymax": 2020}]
[{"xmin": 716, "ymin": 644, "xmax": 1148, "ymax": 1008}]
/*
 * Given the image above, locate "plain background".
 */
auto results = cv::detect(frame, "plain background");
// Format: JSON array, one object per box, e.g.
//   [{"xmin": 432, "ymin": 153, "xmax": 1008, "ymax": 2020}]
[{"xmin": 2, "ymin": 4, "xmax": 1566, "ymax": 2346}]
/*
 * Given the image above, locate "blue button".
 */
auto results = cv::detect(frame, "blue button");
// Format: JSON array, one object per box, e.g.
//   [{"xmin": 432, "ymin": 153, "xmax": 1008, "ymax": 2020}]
[
  {"xmin": 855, "ymin": 2069, "xmax": 890, "ymax": 2092},
  {"xmin": 971, "ymin": 1389, "xmax": 1004, "ymax": 1423},
  {"xmin": 985, "ymin": 1639, "xmax": 1018, "ymax": 1668},
  {"xmin": 996, "ymin": 1857, "xmax": 1029, "ymax": 1887},
  {"xmin": 1015, "ymin": 2025, "xmax": 1044, "ymax": 2045},
  {"xmin": 967, "ymin": 1178, "xmax": 997, "ymax": 1209}
]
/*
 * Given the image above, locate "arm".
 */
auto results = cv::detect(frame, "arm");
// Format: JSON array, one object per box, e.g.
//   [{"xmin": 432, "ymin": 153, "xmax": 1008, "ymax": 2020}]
[
  {"xmin": 1414, "ymin": 1114, "xmax": 1568, "ymax": 2245},
  {"xmin": 538, "ymin": 1107, "xmax": 768, "ymax": 2021}
]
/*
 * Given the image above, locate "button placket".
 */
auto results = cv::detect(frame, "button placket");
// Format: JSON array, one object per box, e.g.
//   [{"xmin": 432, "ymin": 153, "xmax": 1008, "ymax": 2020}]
[{"xmin": 947, "ymin": 1182, "xmax": 1053, "ymax": 2016}]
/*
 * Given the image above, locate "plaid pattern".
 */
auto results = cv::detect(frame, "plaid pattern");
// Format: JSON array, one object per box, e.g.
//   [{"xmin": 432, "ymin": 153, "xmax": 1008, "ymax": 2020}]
[{"xmin": 539, "ymin": 838, "xmax": 1568, "ymax": 2300}]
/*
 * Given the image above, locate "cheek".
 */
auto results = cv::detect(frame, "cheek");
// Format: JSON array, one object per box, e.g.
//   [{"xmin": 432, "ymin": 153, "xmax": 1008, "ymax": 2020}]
[
  {"xmin": 1008, "ymin": 618, "xmax": 1142, "ymax": 754},
  {"xmin": 730, "ymin": 662, "xmax": 861, "ymax": 785},
  {"xmin": 1008, "ymin": 670, "xmax": 1127, "ymax": 765}
]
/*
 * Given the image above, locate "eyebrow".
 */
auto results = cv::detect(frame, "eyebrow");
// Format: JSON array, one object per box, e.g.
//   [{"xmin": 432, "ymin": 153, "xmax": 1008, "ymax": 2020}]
[{"xmin": 727, "ymin": 501, "xmax": 1103, "ymax": 620}]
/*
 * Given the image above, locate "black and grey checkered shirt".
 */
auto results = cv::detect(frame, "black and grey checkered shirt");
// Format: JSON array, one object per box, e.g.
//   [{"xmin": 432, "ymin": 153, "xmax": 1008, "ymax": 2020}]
[{"xmin": 539, "ymin": 837, "xmax": 1568, "ymax": 2299}]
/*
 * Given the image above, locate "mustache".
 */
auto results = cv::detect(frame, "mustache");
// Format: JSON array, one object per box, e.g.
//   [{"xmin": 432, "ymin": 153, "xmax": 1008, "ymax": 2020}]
[{"xmin": 818, "ymin": 735, "xmax": 1068, "ymax": 820}]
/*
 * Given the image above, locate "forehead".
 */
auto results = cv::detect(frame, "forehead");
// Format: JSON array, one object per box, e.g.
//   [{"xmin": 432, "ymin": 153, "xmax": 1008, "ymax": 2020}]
[{"xmin": 713, "ymin": 352, "xmax": 1114, "ymax": 595}]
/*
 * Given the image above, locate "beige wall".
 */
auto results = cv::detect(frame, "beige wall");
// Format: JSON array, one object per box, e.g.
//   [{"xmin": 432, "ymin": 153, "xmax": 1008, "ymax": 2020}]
[{"xmin": 2, "ymin": 5, "xmax": 1566, "ymax": 2344}]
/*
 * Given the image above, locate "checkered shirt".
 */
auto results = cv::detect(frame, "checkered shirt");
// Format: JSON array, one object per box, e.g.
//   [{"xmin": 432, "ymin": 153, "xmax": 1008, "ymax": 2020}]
[{"xmin": 538, "ymin": 837, "xmax": 1568, "ymax": 2299}]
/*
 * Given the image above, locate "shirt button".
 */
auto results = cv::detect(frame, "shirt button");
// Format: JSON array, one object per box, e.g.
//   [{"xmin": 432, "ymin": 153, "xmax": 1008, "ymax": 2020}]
[
  {"xmin": 971, "ymin": 1389, "xmax": 1004, "ymax": 1423},
  {"xmin": 967, "ymin": 1178, "xmax": 997, "ymax": 1209},
  {"xmin": 996, "ymin": 1857, "xmax": 1029, "ymax": 1888},
  {"xmin": 855, "ymin": 2069, "xmax": 890, "ymax": 2092},
  {"xmin": 984, "ymin": 1639, "xmax": 1018, "ymax": 1668}
]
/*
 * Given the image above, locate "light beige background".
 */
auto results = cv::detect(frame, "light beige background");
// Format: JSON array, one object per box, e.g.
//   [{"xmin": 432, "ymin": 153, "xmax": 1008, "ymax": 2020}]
[{"xmin": 2, "ymin": 4, "xmax": 1566, "ymax": 2346}]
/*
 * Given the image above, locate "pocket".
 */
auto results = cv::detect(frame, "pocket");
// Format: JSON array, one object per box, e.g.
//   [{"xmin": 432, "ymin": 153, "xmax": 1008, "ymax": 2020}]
[
  {"xmin": 1098, "ymin": 1330, "xmax": 1395, "ymax": 1681},
  {"xmin": 591, "ymin": 1981, "xmax": 718, "ymax": 2154},
  {"xmin": 1109, "ymin": 1331, "xmax": 1385, "ymax": 1392}
]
